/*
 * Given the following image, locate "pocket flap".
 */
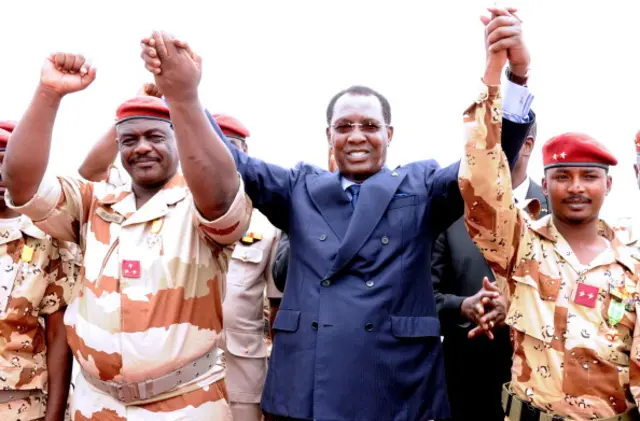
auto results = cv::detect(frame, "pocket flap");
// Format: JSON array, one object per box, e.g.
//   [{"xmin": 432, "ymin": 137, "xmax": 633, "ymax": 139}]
[
  {"xmin": 225, "ymin": 330, "xmax": 267, "ymax": 358},
  {"xmin": 390, "ymin": 316, "xmax": 440, "ymax": 338},
  {"xmin": 388, "ymin": 195, "xmax": 419, "ymax": 210},
  {"xmin": 273, "ymin": 309, "xmax": 301, "ymax": 332},
  {"xmin": 507, "ymin": 281, "xmax": 555, "ymax": 343},
  {"xmin": 231, "ymin": 245, "xmax": 264, "ymax": 264}
]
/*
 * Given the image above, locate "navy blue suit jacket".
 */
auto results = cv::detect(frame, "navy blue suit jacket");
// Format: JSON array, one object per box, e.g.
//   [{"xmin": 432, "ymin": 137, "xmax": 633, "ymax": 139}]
[{"xmin": 207, "ymin": 112, "xmax": 534, "ymax": 421}]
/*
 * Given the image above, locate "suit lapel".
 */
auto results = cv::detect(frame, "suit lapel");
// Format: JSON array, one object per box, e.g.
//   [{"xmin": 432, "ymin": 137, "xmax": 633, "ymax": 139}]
[
  {"xmin": 306, "ymin": 171, "xmax": 352, "ymax": 240},
  {"xmin": 326, "ymin": 167, "xmax": 407, "ymax": 278}
]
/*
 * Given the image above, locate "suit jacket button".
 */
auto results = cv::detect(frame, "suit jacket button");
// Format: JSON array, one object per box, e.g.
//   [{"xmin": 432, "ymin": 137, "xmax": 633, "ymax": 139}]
[
  {"xmin": 311, "ymin": 321, "xmax": 318, "ymax": 330},
  {"xmin": 321, "ymin": 279, "xmax": 331, "ymax": 287},
  {"xmin": 319, "ymin": 234, "xmax": 327, "ymax": 241},
  {"xmin": 365, "ymin": 280, "xmax": 374, "ymax": 288},
  {"xmin": 365, "ymin": 323, "xmax": 374, "ymax": 332},
  {"xmin": 381, "ymin": 236, "xmax": 390, "ymax": 245}
]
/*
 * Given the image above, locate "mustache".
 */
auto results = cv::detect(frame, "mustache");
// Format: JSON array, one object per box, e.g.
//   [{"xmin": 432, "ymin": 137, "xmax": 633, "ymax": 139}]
[
  {"xmin": 130, "ymin": 156, "xmax": 160, "ymax": 164},
  {"xmin": 562, "ymin": 195, "xmax": 591, "ymax": 204}
]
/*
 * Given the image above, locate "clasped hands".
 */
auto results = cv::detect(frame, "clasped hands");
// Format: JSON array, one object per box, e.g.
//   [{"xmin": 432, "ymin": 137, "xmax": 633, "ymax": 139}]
[{"xmin": 461, "ymin": 277, "xmax": 508, "ymax": 340}]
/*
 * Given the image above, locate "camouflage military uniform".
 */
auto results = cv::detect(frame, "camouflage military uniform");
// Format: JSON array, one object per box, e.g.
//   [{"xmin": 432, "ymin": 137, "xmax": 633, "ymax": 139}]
[
  {"xmin": 0, "ymin": 215, "xmax": 78, "ymax": 421},
  {"xmin": 459, "ymin": 84, "xmax": 640, "ymax": 420},
  {"xmin": 7, "ymin": 172, "xmax": 252, "ymax": 421}
]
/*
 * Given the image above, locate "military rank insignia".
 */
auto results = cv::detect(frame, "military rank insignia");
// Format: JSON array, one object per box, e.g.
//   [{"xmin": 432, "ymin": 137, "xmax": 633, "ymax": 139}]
[{"xmin": 241, "ymin": 232, "xmax": 263, "ymax": 245}]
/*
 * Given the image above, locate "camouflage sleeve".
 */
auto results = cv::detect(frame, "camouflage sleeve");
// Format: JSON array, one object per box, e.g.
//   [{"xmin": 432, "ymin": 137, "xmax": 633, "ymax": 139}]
[
  {"xmin": 193, "ymin": 173, "xmax": 253, "ymax": 246},
  {"xmin": 457, "ymin": 83, "xmax": 528, "ymax": 294},
  {"xmin": 6, "ymin": 175, "xmax": 93, "ymax": 245},
  {"xmin": 266, "ymin": 229, "xmax": 283, "ymax": 299},
  {"xmin": 39, "ymin": 240, "xmax": 80, "ymax": 315},
  {"xmin": 631, "ymin": 288, "xmax": 640, "ymax": 406}
]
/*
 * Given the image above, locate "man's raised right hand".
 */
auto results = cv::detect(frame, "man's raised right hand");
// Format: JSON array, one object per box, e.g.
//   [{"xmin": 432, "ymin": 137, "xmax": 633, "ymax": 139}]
[{"xmin": 40, "ymin": 53, "xmax": 97, "ymax": 98}]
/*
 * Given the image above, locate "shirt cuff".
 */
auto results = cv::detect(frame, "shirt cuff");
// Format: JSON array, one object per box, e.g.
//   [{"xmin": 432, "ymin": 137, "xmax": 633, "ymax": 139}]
[
  {"xmin": 5, "ymin": 176, "xmax": 62, "ymax": 222},
  {"xmin": 502, "ymin": 80, "xmax": 534, "ymax": 123},
  {"xmin": 194, "ymin": 174, "xmax": 252, "ymax": 245}
]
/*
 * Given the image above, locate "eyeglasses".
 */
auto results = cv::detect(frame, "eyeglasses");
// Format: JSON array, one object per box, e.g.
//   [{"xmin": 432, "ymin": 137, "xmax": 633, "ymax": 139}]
[{"xmin": 330, "ymin": 122, "xmax": 387, "ymax": 134}]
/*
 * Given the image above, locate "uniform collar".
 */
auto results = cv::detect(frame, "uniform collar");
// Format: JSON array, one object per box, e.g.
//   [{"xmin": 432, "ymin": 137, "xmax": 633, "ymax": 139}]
[{"xmin": 531, "ymin": 215, "xmax": 638, "ymax": 274}]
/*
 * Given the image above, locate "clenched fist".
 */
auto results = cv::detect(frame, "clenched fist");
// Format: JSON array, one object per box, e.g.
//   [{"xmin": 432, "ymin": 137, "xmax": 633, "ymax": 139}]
[
  {"xmin": 41, "ymin": 53, "xmax": 97, "ymax": 97},
  {"xmin": 140, "ymin": 31, "xmax": 202, "ymax": 102}
]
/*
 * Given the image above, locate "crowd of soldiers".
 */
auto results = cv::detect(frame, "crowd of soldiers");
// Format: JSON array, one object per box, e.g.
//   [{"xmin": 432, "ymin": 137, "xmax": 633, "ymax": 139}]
[{"xmin": 0, "ymin": 6, "xmax": 639, "ymax": 421}]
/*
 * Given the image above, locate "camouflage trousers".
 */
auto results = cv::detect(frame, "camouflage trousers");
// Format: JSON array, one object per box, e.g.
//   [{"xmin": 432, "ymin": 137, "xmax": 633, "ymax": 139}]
[
  {"xmin": 70, "ymin": 375, "xmax": 232, "ymax": 421},
  {"xmin": 0, "ymin": 391, "xmax": 46, "ymax": 421}
]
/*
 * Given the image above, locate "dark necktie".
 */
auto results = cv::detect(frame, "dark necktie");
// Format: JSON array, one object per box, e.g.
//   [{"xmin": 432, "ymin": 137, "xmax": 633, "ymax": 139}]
[{"xmin": 347, "ymin": 184, "xmax": 361, "ymax": 208}]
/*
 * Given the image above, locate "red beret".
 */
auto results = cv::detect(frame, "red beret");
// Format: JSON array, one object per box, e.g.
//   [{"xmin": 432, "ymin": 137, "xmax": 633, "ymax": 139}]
[
  {"xmin": 116, "ymin": 97, "xmax": 171, "ymax": 124},
  {"xmin": 635, "ymin": 131, "xmax": 640, "ymax": 153},
  {"xmin": 0, "ymin": 121, "xmax": 16, "ymax": 134},
  {"xmin": 212, "ymin": 113, "xmax": 250, "ymax": 138},
  {"xmin": 0, "ymin": 128, "xmax": 10, "ymax": 150},
  {"xmin": 542, "ymin": 132, "xmax": 617, "ymax": 170}
]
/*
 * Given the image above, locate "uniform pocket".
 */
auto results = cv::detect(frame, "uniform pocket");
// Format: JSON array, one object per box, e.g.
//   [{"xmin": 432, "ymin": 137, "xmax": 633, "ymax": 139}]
[
  {"xmin": 225, "ymin": 330, "xmax": 267, "ymax": 358},
  {"xmin": 507, "ymin": 279, "xmax": 556, "ymax": 343},
  {"xmin": 231, "ymin": 244, "xmax": 264, "ymax": 264},
  {"xmin": 272, "ymin": 309, "xmax": 300, "ymax": 333}
]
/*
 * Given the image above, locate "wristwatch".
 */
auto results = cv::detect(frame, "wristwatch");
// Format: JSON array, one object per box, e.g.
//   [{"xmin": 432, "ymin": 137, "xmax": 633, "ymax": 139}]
[{"xmin": 505, "ymin": 67, "xmax": 529, "ymax": 86}]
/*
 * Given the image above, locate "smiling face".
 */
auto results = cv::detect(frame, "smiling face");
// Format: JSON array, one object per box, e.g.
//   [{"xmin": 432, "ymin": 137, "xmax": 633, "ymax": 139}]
[
  {"xmin": 116, "ymin": 119, "xmax": 178, "ymax": 189},
  {"xmin": 543, "ymin": 166, "xmax": 611, "ymax": 225},
  {"xmin": 326, "ymin": 94, "xmax": 393, "ymax": 182}
]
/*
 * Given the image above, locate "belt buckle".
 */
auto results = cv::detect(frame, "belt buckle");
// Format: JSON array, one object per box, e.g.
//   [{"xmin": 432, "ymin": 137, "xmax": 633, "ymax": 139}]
[{"xmin": 114, "ymin": 381, "xmax": 147, "ymax": 403}]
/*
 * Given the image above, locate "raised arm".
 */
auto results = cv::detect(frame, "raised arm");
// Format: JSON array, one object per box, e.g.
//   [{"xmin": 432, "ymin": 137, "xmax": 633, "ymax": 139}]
[
  {"xmin": 4, "ymin": 54, "xmax": 96, "ymax": 243},
  {"xmin": 457, "ymin": 15, "xmax": 527, "ymax": 292},
  {"xmin": 140, "ymin": 37, "xmax": 296, "ymax": 230},
  {"xmin": 137, "ymin": 32, "xmax": 239, "ymax": 221},
  {"xmin": 78, "ymin": 125, "xmax": 118, "ymax": 182},
  {"xmin": 427, "ymin": 9, "xmax": 534, "ymax": 233},
  {"xmin": 4, "ymin": 54, "xmax": 96, "ymax": 206}
]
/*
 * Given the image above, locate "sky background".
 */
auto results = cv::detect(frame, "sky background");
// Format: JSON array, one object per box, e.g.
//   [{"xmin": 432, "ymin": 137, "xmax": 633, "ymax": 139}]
[{"xmin": 1, "ymin": 0, "xmax": 638, "ymax": 221}]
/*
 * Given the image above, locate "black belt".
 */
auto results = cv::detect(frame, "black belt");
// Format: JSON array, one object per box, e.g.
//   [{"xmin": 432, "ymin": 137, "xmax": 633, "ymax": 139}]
[{"xmin": 502, "ymin": 383, "xmax": 638, "ymax": 421}]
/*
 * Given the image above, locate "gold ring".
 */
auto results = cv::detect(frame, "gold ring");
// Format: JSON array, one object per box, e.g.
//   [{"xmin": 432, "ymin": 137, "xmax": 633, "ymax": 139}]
[{"xmin": 489, "ymin": 321, "xmax": 495, "ymax": 328}]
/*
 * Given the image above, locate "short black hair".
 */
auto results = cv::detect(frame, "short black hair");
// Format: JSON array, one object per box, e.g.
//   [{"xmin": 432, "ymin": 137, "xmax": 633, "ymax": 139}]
[
  {"xmin": 326, "ymin": 85, "xmax": 391, "ymax": 125},
  {"xmin": 526, "ymin": 120, "xmax": 537, "ymax": 140}
]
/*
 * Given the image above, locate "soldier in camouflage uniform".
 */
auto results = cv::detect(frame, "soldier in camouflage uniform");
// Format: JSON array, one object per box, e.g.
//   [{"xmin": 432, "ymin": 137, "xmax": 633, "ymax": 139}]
[
  {"xmin": 0, "ymin": 123, "xmax": 78, "ymax": 421},
  {"xmin": 3, "ymin": 40, "xmax": 251, "ymax": 421},
  {"xmin": 458, "ymin": 30, "xmax": 640, "ymax": 420}
]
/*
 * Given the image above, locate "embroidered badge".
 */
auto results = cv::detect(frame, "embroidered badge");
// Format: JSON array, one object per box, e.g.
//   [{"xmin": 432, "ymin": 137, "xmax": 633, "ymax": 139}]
[
  {"xmin": 95, "ymin": 208, "xmax": 125, "ymax": 224},
  {"xmin": 574, "ymin": 283, "xmax": 599, "ymax": 308},
  {"xmin": 122, "ymin": 260, "xmax": 141, "ymax": 279}
]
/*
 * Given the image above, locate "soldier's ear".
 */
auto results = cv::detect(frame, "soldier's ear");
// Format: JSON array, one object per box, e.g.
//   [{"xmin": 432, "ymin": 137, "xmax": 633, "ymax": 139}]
[{"xmin": 541, "ymin": 174, "xmax": 548, "ymax": 196}]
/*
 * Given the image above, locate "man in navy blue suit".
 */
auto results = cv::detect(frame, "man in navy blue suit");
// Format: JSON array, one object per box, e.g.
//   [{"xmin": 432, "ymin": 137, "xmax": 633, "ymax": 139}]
[{"xmin": 140, "ymin": 8, "xmax": 534, "ymax": 420}]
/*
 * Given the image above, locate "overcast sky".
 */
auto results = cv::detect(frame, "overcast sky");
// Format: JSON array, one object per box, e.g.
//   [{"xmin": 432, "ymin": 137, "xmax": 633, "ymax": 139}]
[{"xmin": 2, "ymin": 0, "xmax": 638, "ymax": 220}]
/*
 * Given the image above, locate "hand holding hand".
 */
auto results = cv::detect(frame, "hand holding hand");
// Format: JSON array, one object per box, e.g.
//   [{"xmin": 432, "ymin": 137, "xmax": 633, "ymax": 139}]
[
  {"xmin": 467, "ymin": 278, "xmax": 507, "ymax": 340},
  {"xmin": 481, "ymin": 7, "xmax": 530, "ymax": 83},
  {"xmin": 139, "ymin": 31, "xmax": 202, "ymax": 102},
  {"xmin": 461, "ymin": 277, "xmax": 500, "ymax": 328}
]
